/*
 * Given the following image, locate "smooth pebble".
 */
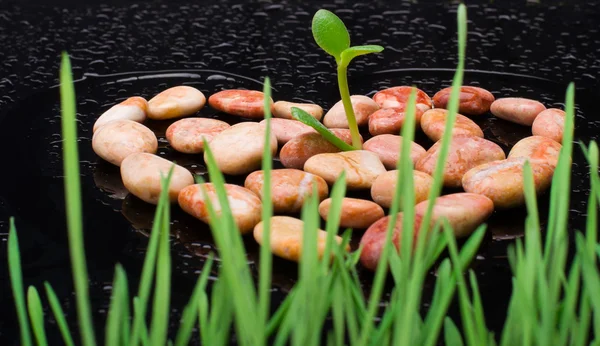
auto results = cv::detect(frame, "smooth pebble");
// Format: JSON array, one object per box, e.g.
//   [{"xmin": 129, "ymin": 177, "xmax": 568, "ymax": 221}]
[
  {"xmin": 371, "ymin": 170, "xmax": 433, "ymax": 209},
  {"xmin": 121, "ymin": 153, "xmax": 194, "ymax": 204},
  {"xmin": 279, "ymin": 129, "xmax": 358, "ymax": 169},
  {"xmin": 373, "ymin": 86, "xmax": 432, "ymax": 112},
  {"xmin": 208, "ymin": 90, "xmax": 272, "ymax": 119},
  {"xmin": 416, "ymin": 135, "xmax": 506, "ymax": 187},
  {"xmin": 490, "ymin": 97, "xmax": 546, "ymax": 126},
  {"xmin": 462, "ymin": 158, "xmax": 555, "ymax": 208},
  {"xmin": 432, "ymin": 86, "xmax": 495, "ymax": 115},
  {"xmin": 178, "ymin": 183, "xmax": 262, "ymax": 234},
  {"xmin": 323, "ymin": 95, "xmax": 379, "ymax": 128},
  {"xmin": 532, "ymin": 108, "xmax": 565, "ymax": 143},
  {"xmin": 360, "ymin": 192, "xmax": 494, "ymax": 270},
  {"xmin": 206, "ymin": 123, "xmax": 277, "ymax": 175},
  {"xmin": 259, "ymin": 118, "xmax": 316, "ymax": 145},
  {"xmin": 420, "ymin": 108, "xmax": 484, "ymax": 142},
  {"xmin": 93, "ymin": 96, "xmax": 148, "ymax": 132},
  {"xmin": 413, "ymin": 193, "xmax": 494, "ymax": 238},
  {"xmin": 166, "ymin": 118, "xmax": 230, "ymax": 154},
  {"xmin": 273, "ymin": 101, "xmax": 323, "ymax": 121},
  {"xmin": 368, "ymin": 105, "xmax": 425, "ymax": 136},
  {"xmin": 304, "ymin": 150, "xmax": 386, "ymax": 189},
  {"xmin": 245, "ymin": 169, "xmax": 328, "ymax": 213},
  {"xmin": 253, "ymin": 216, "xmax": 347, "ymax": 262},
  {"xmin": 363, "ymin": 134, "xmax": 426, "ymax": 169},
  {"xmin": 508, "ymin": 136, "xmax": 562, "ymax": 167},
  {"xmin": 319, "ymin": 198, "xmax": 384, "ymax": 229},
  {"xmin": 92, "ymin": 120, "xmax": 158, "ymax": 166},
  {"xmin": 147, "ymin": 86, "xmax": 206, "ymax": 120}
]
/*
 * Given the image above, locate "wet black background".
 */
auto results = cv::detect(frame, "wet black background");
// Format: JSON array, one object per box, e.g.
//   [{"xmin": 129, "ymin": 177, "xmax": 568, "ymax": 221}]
[{"xmin": 0, "ymin": 0, "xmax": 599, "ymax": 344}]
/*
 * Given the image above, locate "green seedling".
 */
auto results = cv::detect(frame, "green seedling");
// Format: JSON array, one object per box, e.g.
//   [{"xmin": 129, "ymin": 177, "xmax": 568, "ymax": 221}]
[{"xmin": 310, "ymin": 9, "xmax": 384, "ymax": 150}]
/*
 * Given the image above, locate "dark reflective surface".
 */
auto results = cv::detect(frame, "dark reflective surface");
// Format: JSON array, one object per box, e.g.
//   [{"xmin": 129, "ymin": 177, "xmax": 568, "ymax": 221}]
[{"xmin": 1, "ymin": 0, "xmax": 599, "ymax": 344}]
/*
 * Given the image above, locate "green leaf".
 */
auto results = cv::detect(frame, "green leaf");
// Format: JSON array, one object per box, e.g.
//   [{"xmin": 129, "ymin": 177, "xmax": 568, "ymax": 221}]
[
  {"xmin": 60, "ymin": 52, "xmax": 97, "ymax": 346},
  {"xmin": 290, "ymin": 107, "xmax": 354, "ymax": 151},
  {"xmin": 44, "ymin": 283, "xmax": 75, "ymax": 346},
  {"xmin": 174, "ymin": 254, "xmax": 214, "ymax": 346},
  {"xmin": 258, "ymin": 77, "xmax": 274, "ymax": 339},
  {"xmin": 312, "ymin": 9, "xmax": 350, "ymax": 60},
  {"xmin": 444, "ymin": 317, "xmax": 465, "ymax": 346},
  {"xmin": 105, "ymin": 265, "xmax": 127, "ymax": 346},
  {"xmin": 8, "ymin": 218, "xmax": 33, "ymax": 346},
  {"xmin": 27, "ymin": 286, "xmax": 48, "ymax": 346},
  {"xmin": 340, "ymin": 45, "xmax": 384, "ymax": 65}
]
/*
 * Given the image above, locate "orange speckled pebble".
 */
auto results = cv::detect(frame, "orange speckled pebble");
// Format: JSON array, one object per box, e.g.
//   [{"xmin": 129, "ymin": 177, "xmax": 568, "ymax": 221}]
[
  {"xmin": 413, "ymin": 193, "xmax": 494, "ymax": 238},
  {"xmin": 371, "ymin": 170, "xmax": 433, "ymax": 209},
  {"xmin": 272, "ymin": 101, "xmax": 323, "ymax": 121},
  {"xmin": 373, "ymin": 86, "xmax": 432, "ymax": 112},
  {"xmin": 360, "ymin": 193, "xmax": 494, "ymax": 270},
  {"xmin": 432, "ymin": 86, "xmax": 495, "ymax": 116},
  {"xmin": 208, "ymin": 89, "xmax": 273, "ymax": 119},
  {"xmin": 508, "ymin": 136, "xmax": 562, "ymax": 167},
  {"xmin": 92, "ymin": 120, "xmax": 158, "ymax": 166},
  {"xmin": 359, "ymin": 213, "xmax": 423, "ymax": 271},
  {"xmin": 166, "ymin": 118, "xmax": 230, "ymax": 154},
  {"xmin": 462, "ymin": 158, "xmax": 555, "ymax": 208},
  {"xmin": 279, "ymin": 129, "xmax": 358, "ymax": 169},
  {"xmin": 147, "ymin": 86, "xmax": 206, "ymax": 120},
  {"xmin": 368, "ymin": 106, "xmax": 425, "ymax": 136},
  {"xmin": 259, "ymin": 118, "xmax": 316, "ymax": 145},
  {"xmin": 416, "ymin": 135, "xmax": 506, "ymax": 187},
  {"xmin": 323, "ymin": 95, "xmax": 379, "ymax": 128},
  {"xmin": 93, "ymin": 96, "xmax": 148, "ymax": 132},
  {"xmin": 205, "ymin": 122, "xmax": 277, "ymax": 175},
  {"xmin": 121, "ymin": 153, "xmax": 194, "ymax": 205},
  {"xmin": 254, "ymin": 216, "xmax": 348, "ymax": 262},
  {"xmin": 304, "ymin": 150, "xmax": 386, "ymax": 190},
  {"xmin": 532, "ymin": 108, "xmax": 565, "ymax": 143},
  {"xmin": 490, "ymin": 97, "xmax": 546, "ymax": 126},
  {"xmin": 245, "ymin": 169, "xmax": 328, "ymax": 214},
  {"xmin": 363, "ymin": 134, "xmax": 426, "ymax": 169},
  {"xmin": 420, "ymin": 108, "xmax": 484, "ymax": 142},
  {"xmin": 178, "ymin": 183, "xmax": 262, "ymax": 234},
  {"xmin": 319, "ymin": 197, "xmax": 384, "ymax": 229}
]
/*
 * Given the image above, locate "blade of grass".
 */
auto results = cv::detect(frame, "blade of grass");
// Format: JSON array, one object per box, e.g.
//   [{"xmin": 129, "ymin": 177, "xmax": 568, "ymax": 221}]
[
  {"xmin": 27, "ymin": 286, "xmax": 48, "ymax": 346},
  {"xmin": 174, "ymin": 254, "xmax": 214, "ymax": 346},
  {"xmin": 105, "ymin": 264, "xmax": 128, "ymax": 346},
  {"xmin": 419, "ymin": 4, "xmax": 466, "ymax": 236},
  {"xmin": 444, "ymin": 317, "xmax": 465, "ymax": 346},
  {"xmin": 258, "ymin": 77, "xmax": 274, "ymax": 341},
  {"xmin": 322, "ymin": 171, "xmax": 347, "ymax": 269},
  {"xmin": 149, "ymin": 171, "xmax": 174, "ymax": 346},
  {"xmin": 290, "ymin": 107, "xmax": 354, "ymax": 151},
  {"xmin": 44, "ymin": 283, "xmax": 75, "ymax": 346},
  {"xmin": 60, "ymin": 51, "xmax": 96, "ymax": 346},
  {"xmin": 202, "ymin": 141, "xmax": 260, "ymax": 345},
  {"xmin": 8, "ymin": 218, "xmax": 33, "ymax": 346}
]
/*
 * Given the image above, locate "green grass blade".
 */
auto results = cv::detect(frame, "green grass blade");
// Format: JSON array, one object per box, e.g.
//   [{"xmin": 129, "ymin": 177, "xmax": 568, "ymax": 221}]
[
  {"xmin": 444, "ymin": 317, "xmax": 465, "ymax": 346},
  {"xmin": 203, "ymin": 140, "xmax": 260, "ymax": 345},
  {"xmin": 258, "ymin": 77, "xmax": 274, "ymax": 339},
  {"xmin": 8, "ymin": 218, "xmax": 33, "ymax": 346},
  {"xmin": 290, "ymin": 107, "xmax": 354, "ymax": 151},
  {"xmin": 44, "ymin": 283, "xmax": 75, "ymax": 346},
  {"xmin": 419, "ymin": 4, "xmax": 466, "ymax": 235},
  {"xmin": 149, "ymin": 172, "xmax": 174, "ymax": 346},
  {"xmin": 322, "ymin": 172, "xmax": 347, "ymax": 269},
  {"xmin": 27, "ymin": 286, "xmax": 48, "ymax": 346},
  {"xmin": 105, "ymin": 264, "xmax": 127, "ymax": 346},
  {"xmin": 60, "ymin": 51, "xmax": 96, "ymax": 346},
  {"xmin": 174, "ymin": 254, "xmax": 214, "ymax": 346}
]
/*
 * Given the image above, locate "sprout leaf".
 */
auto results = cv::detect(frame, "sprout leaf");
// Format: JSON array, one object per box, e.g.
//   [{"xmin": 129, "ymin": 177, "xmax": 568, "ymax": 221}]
[{"xmin": 312, "ymin": 9, "xmax": 350, "ymax": 60}]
